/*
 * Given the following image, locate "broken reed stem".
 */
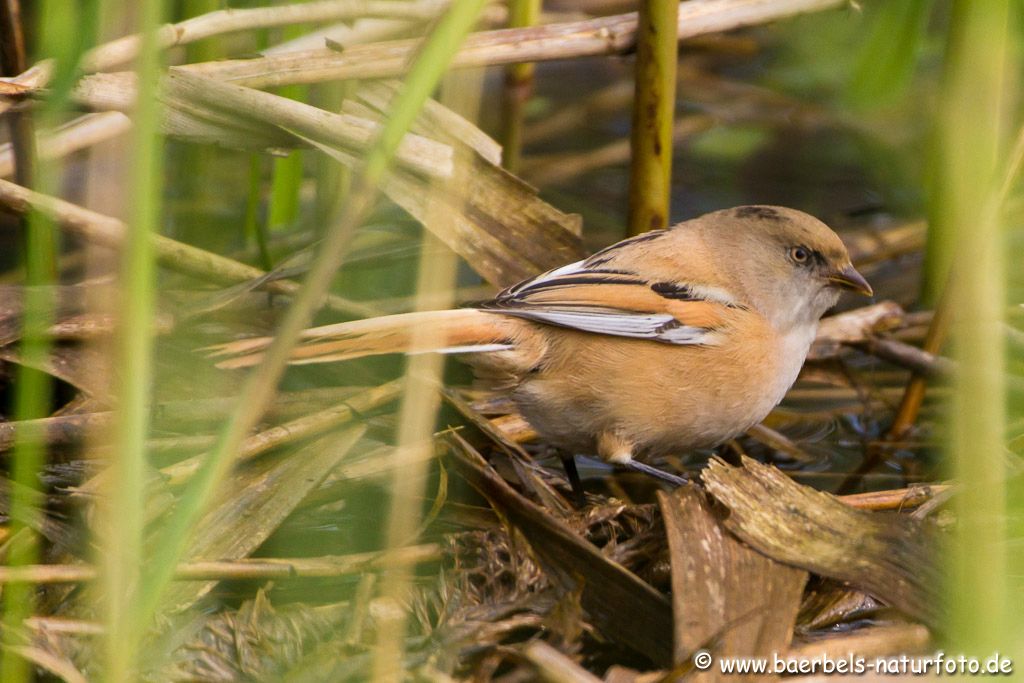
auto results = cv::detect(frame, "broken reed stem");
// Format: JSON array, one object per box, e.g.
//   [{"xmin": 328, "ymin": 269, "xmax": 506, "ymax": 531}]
[
  {"xmin": 659, "ymin": 486, "xmax": 808, "ymax": 667},
  {"xmin": 0, "ymin": 0, "xmax": 458, "ymax": 115},
  {"xmin": 499, "ymin": 0, "xmax": 541, "ymax": 173},
  {"xmin": 745, "ymin": 423, "xmax": 815, "ymax": 463},
  {"xmin": 0, "ymin": 176, "xmax": 376, "ymax": 317},
  {"xmin": 0, "ymin": 388, "xmax": 375, "ymax": 455},
  {"xmin": 265, "ymin": 0, "xmax": 468, "ymax": 55},
  {"xmin": 159, "ymin": 380, "xmax": 402, "ymax": 486},
  {"xmin": 59, "ymin": 0, "xmax": 847, "ymax": 91},
  {"xmin": 160, "ymin": 70, "xmax": 455, "ymax": 177},
  {"xmin": 838, "ymin": 483, "xmax": 952, "ymax": 512},
  {"xmin": 0, "ymin": 544, "xmax": 441, "ymax": 584},
  {"xmin": 627, "ymin": 0, "xmax": 679, "ymax": 234},
  {"xmin": 85, "ymin": 0, "xmax": 452, "ymax": 72},
  {"xmin": 18, "ymin": 54, "xmax": 453, "ymax": 181}
]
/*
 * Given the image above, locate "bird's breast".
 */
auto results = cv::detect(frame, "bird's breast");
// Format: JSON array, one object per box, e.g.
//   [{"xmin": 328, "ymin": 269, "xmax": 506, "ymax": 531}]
[{"xmin": 510, "ymin": 317, "xmax": 816, "ymax": 459}]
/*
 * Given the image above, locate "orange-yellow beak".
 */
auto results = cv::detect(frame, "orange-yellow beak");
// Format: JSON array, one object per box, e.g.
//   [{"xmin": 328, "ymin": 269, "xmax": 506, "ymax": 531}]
[{"xmin": 827, "ymin": 264, "xmax": 873, "ymax": 296}]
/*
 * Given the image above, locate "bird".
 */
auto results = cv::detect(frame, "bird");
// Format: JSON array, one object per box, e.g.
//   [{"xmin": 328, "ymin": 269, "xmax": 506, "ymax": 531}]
[{"xmin": 210, "ymin": 205, "xmax": 872, "ymax": 492}]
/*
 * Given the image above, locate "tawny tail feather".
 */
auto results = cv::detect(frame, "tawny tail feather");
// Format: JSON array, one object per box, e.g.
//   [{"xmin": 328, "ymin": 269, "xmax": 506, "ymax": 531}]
[{"xmin": 208, "ymin": 309, "xmax": 516, "ymax": 369}]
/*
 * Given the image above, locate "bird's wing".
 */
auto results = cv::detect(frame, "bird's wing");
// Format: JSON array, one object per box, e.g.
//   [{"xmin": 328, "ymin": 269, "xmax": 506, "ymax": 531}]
[{"xmin": 477, "ymin": 258, "xmax": 744, "ymax": 345}]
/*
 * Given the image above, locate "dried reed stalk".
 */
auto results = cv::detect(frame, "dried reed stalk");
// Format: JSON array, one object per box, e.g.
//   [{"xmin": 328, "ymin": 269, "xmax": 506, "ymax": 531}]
[
  {"xmin": 0, "ymin": 544, "xmax": 439, "ymax": 583},
  {"xmin": 54, "ymin": 0, "xmax": 847, "ymax": 96},
  {"xmin": 84, "ymin": 0, "xmax": 453, "ymax": 72},
  {"xmin": 0, "ymin": 176, "xmax": 376, "ymax": 317}
]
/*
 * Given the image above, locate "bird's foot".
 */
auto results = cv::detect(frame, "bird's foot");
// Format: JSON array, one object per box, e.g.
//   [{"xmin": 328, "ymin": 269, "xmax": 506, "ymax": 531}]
[{"xmin": 618, "ymin": 459, "xmax": 688, "ymax": 487}]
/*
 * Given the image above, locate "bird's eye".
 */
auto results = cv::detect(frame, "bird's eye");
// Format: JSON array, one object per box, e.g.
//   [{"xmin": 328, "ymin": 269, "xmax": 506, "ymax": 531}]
[{"xmin": 790, "ymin": 246, "xmax": 810, "ymax": 264}]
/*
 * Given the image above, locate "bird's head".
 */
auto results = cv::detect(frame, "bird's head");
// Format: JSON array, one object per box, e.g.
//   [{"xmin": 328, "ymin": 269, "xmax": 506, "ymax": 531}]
[{"xmin": 701, "ymin": 205, "xmax": 872, "ymax": 331}]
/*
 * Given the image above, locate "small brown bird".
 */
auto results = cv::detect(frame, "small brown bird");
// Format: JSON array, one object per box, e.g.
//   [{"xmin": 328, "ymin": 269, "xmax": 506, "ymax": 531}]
[{"xmin": 213, "ymin": 205, "xmax": 871, "ymax": 487}]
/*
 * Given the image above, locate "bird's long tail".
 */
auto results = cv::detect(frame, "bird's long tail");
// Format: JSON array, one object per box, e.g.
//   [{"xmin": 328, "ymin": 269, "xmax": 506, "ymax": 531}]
[{"xmin": 207, "ymin": 309, "xmax": 525, "ymax": 369}]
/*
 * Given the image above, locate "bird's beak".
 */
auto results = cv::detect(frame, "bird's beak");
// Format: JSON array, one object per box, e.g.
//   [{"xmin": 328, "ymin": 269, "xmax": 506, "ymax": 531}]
[{"xmin": 827, "ymin": 264, "xmax": 873, "ymax": 296}]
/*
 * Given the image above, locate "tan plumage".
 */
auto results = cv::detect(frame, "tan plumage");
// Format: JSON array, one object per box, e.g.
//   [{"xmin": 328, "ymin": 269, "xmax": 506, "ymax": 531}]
[{"xmin": 209, "ymin": 205, "xmax": 871, "ymax": 467}]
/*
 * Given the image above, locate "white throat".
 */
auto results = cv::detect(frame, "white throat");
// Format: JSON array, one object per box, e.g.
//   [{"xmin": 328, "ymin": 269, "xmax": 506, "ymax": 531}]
[
  {"xmin": 764, "ymin": 285, "xmax": 839, "ymax": 335},
  {"xmin": 769, "ymin": 320, "xmax": 819, "ymax": 407}
]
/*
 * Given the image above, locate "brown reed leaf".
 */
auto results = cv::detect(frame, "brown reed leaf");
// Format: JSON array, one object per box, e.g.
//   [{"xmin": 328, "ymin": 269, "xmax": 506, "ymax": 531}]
[
  {"xmin": 702, "ymin": 456, "xmax": 939, "ymax": 626},
  {"xmin": 659, "ymin": 486, "xmax": 807, "ymax": 679},
  {"xmin": 152, "ymin": 425, "xmax": 366, "ymax": 618}
]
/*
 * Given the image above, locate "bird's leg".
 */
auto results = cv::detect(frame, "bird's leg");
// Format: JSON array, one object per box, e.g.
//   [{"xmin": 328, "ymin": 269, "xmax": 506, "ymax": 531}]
[
  {"xmin": 618, "ymin": 459, "xmax": 688, "ymax": 486},
  {"xmin": 598, "ymin": 431, "xmax": 688, "ymax": 487},
  {"xmin": 560, "ymin": 454, "xmax": 587, "ymax": 507}
]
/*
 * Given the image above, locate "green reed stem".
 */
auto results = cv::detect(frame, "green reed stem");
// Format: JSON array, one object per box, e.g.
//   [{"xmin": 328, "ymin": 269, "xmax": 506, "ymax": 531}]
[
  {"xmin": 244, "ymin": 153, "xmax": 273, "ymax": 270},
  {"xmin": 102, "ymin": 0, "xmax": 165, "ymax": 679},
  {"xmin": 0, "ymin": 165, "xmax": 51, "ymax": 683},
  {"xmin": 0, "ymin": 0, "xmax": 94, "ymax": 679},
  {"xmin": 499, "ymin": 0, "xmax": 540, "ymax": 173},
  {"xmin": 177, "ymin": 0, "xmax": 221, "ymax": 203},
  {"xmin": 244, "ymin": 28, "xmax": 272, "ymax": 268},
  {"xmin": 268, "ymin": 151, "xmax": 303, "ymax": 230},
  {"xmin": 267, "ymin": 23, "xmax": 307, "ymax": 234},
  {"xmin": 371, "ymin": 70, "xmax": 483, "ymax": 681},
  {"xmin": 313, "ymin": 80, "xmax": 355, "ymax": 235},
  {"xmin": 182, "ymin": 0, "xmax": 221, "ymax": 64},
  {"xmin": 627, "ymin": 0, "xmax": 678, "ymax": 235},
  {"xmin": 938, "ymin": 0, "xmax": 1013, "ymax": 656}
]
